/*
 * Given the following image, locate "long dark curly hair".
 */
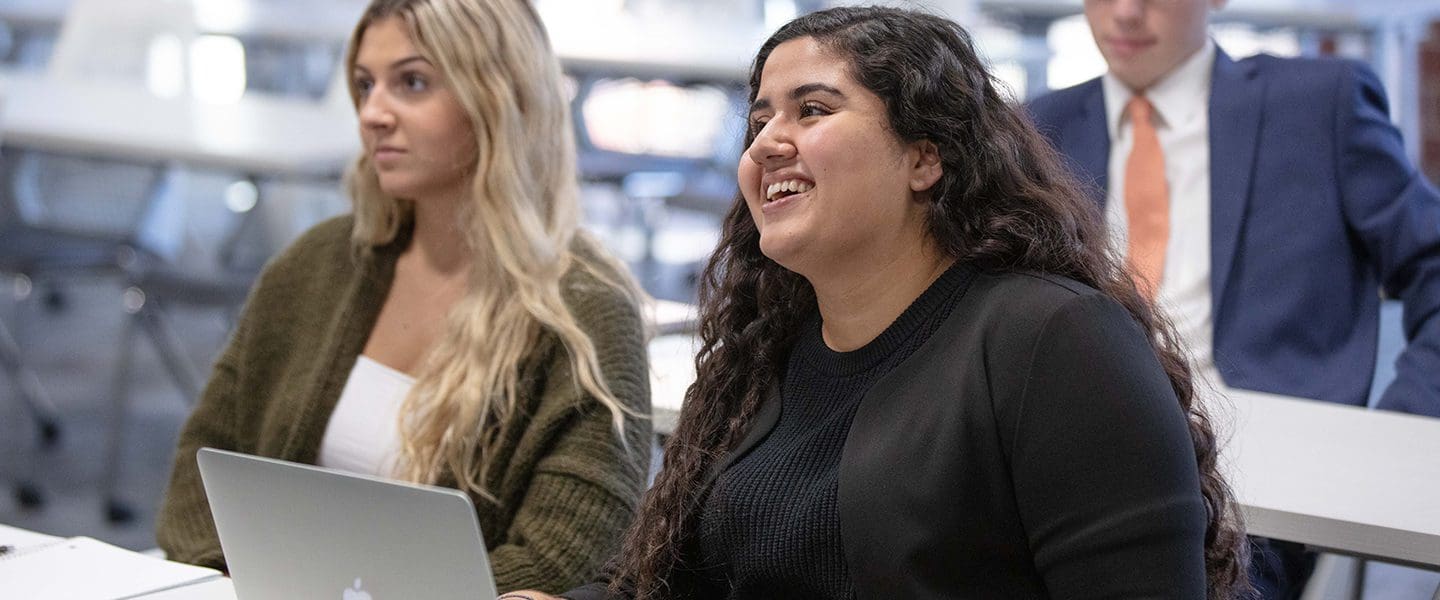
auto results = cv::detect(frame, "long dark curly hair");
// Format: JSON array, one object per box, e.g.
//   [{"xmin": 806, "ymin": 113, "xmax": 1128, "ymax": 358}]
[{"xmin": 610, "ymin": 6, "xmax": 1248, "ymax": 599}]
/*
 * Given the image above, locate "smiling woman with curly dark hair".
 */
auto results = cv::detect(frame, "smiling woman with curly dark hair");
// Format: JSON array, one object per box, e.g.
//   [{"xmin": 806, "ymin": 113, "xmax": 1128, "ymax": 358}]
[{"xmin": 516, "ymin": 6, "xmax": 1250, "ymax": 600}]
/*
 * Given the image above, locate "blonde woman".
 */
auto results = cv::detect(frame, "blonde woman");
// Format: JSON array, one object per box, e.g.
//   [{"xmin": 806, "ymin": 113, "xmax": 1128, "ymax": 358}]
[{"xmin": 156, "ymin": 0, "xmax": 651, "ymax": 592}]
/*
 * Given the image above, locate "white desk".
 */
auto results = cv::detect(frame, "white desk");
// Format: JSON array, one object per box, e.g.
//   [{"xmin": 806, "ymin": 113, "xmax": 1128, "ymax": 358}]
[
  {"xmin": 650, "ymin": 299, "xmax": 698, "ymax": 336},
  {"xmin": 0, "ymin": 0, "xmax": 752, "ymax": 84},
  {"xmin": 1, "ymin": 71, "xmax": 358, "ymax": 178},
  {"xmin": 192, "ymin": 0, "xmax": 366, "ymax": 44},
  {"xmin": 0, "ymin": 523, "xmax": 237, "ymax": 599},
  {"xmin": 0, "ymin": 0, "xmax": 365, "ymax": 44},
  {"xmin": 1219, "ymin": 388, "xmax": 1440, "ymax": 569},
  {"xmin": 0, "ymin": 521, "xmax": 61, "ymax": 549},
  {"xmin": 135, "ymin": 578, "xmax": 237, "ymax": 599},
  {"xmin": 648, "ymin": 333, "xmax": 697, "ymax": 436}
]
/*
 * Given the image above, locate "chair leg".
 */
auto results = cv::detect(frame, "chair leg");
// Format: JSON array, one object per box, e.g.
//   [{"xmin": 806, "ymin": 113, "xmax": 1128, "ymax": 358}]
[
  {"xmin": 101, "ymin": 290, "xmax": 205, "ymax": 524},
  {"xmin": 0, "ymin": 319, "xmax": 62, "ymax": 447},
  {"xmin": 2, "ymin": 319, "xmax": 53, "ymax": 511},
  {"xmin": 3, "ymin": 384, "xmax": 47, "ymax": 511},
  {"xmin": 1348, "ymin": 558, "xmax": 1367, "ymax": 600},
  {"xmin": 14, "ymin": 482, "xmax": 45, "ymax": 509},
  {"xmin": 137, "ymin": 299, "xmax": 203, "ymax": 400},
  {"xmin": 100, "ymin": 311, "xmax": 140, "ymax": 524}
]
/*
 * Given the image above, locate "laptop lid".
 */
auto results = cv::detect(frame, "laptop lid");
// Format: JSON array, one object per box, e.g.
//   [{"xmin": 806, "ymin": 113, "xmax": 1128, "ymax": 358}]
[{"xmin": 196, "ymin": 447, "xmax": 497, "ymax": 600}]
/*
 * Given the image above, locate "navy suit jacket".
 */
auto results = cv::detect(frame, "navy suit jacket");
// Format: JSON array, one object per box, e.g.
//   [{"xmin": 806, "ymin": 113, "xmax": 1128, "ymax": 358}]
[{"xmin": 1027, "ymin": 50, "xmax": 1440, "ymax": 416}]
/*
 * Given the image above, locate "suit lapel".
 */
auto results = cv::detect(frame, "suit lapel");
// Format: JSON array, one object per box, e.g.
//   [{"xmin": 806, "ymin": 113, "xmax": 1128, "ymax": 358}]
[
  {"xmin": 1208, "ymin": 50, "xmax": 1264, "ymax": 305},
  {"xmin": 1064, "ymin": 80, "xmax": 1111, "ymax": 210}
]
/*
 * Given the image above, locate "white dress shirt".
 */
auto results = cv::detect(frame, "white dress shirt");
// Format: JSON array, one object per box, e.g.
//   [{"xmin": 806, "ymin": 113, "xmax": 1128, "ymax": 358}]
[
  {"xmin": 317, "ymin": 355, "xmax": 414, "ymax": 477},
  {"xmin": 1102, "ymin": 40, "xmax": 1223, "ymax": 388}
]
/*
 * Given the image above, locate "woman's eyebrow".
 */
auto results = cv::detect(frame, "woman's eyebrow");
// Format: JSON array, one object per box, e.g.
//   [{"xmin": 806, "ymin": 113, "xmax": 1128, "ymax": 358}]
[
  {"xmin": 749, "ymin": 82, "xmax": 846, "ymax": 114},
  {"xmin": 388, "ymin": 55, "xmax": 429, "ymax": 69},
  {"xmin": 356, "ymin": 55, "xmax": 430, "ymax": 73}
]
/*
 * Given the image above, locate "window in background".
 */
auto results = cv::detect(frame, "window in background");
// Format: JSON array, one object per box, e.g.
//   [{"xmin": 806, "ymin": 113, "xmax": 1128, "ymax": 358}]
[
  {"xmin": 560, "ymin": 73, "xmax": 580, "ymax": 104},
  {"xmin": 1046, "ymin": 14, "xmax": 1107, "ymax": 91},
  {"xmin": 974, "ymin": 23, "xmax": 1027, "ymax": 101},
  {"xmin": 1044, "ymin": 16, "xmax": 1317, "ymax": 94},
  {"xmin": 990, "ymin": 61, "xmax": 1028, "ymax": 102},
  {"xmin": 0, "ymin": 21, "xmax": 13, "ymax": 63},
  {"xmin": 146, "ymin": 33, "xmax": 186, "ymax": 98},
  {"xmin": 581, "ymin": 78, "xmax": 734, "ymax": 158},
  {"xmin": 1212, "ymin": 23, "xmax": 1301, "ymax": 59},
  {"xmin": 765, "ymin": 0, "xmax": 799, "ymax": 33},
  {"xmin": 190, "ymin": 34, "xmax": 246, "ymax": 103}
]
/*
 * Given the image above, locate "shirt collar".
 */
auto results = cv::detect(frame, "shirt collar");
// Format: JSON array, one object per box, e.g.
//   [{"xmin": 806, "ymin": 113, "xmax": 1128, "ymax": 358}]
[{"xmin": 1101, "ymin": 39, "xmax": 1216, "ymax": 139}]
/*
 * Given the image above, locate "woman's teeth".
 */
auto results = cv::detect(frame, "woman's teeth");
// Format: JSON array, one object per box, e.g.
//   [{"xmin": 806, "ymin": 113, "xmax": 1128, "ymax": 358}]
[{"xmin": 766, "ymin": 179, "xmax": 813, "ymax": 202}]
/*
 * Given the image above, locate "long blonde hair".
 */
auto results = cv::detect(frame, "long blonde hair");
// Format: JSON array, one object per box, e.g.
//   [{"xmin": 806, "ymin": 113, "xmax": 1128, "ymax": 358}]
[{"xmin": 343, "ymin": 0, "xmax": 643, "ymax": 502}]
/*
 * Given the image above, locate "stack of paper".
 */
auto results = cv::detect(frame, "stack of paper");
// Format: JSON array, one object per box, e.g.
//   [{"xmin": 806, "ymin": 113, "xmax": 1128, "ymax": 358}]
[{"xmin": 0, "ymin": 536, "xmax": 222, "ymax": 599}]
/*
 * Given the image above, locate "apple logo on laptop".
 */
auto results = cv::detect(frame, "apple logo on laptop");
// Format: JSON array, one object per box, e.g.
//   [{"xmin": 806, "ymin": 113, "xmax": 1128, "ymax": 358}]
[{"xmin": 344, "ymin": 578, "xmax": 372, "ymax": 600}]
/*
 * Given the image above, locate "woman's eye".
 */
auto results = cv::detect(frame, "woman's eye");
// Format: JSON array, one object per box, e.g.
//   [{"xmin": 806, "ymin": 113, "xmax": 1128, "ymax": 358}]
[
  {"xmin": 403, "ymin": 73, "xmax": 429, "ymax": 92},
  {"xmin": 799, "ymin": 103, "xmax": 829, "ymax": 118},
  {"xmin": 353, "ymin": 77, "xmax": 373, "ymax": 96}
]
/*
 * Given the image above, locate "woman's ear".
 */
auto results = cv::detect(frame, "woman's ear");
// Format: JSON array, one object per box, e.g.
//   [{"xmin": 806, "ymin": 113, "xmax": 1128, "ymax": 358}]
[{"xmin": 909, "ymin": 140, "xmax": 943, "ymax": 193}]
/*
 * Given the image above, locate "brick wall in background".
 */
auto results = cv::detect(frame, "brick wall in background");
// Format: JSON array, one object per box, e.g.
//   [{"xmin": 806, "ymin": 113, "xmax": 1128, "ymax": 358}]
[{"xmin": 1422, "ymin": 21, "xmax": 1440, "ymax": 184}]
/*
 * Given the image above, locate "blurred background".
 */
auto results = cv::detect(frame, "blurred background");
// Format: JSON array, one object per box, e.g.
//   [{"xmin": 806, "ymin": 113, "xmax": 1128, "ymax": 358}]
[{"xmin": 1, "ymin": 0, "xmax": 1437, "ymax": 597}]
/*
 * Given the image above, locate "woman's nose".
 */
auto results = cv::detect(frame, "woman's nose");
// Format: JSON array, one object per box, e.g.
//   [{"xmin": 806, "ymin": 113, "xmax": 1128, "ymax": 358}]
[
  {"xmin": 747, "ymin": 120, "xmax": 796, "ymax": 166},
  {"xmin": 358, "ymin": 90, "xmax": 395, "ymax": 130}
]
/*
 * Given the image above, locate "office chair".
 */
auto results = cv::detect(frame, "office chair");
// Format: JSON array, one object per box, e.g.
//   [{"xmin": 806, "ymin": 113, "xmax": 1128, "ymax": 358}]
[
  {"xmin": 0, "ymin": 88, "xmax": 61, "ymax": 510},
  {"xmin": 98, "ymin": 57, "xmax": 356, "ymax": 524},
  {"xmin": 90, "ymin": 1, "xmax": 365, "ymax": 522},
  {"xmin": 1, "ymin": 317, "xmax": 53, "ymax": 509},
  {"xmin": 100, "ymin": 210, "xmax": 262, "ymax": 523},
  {"xmin": 0, "ymin": 151, "xmax": 167, "ymax": 514},
  {"xmin": 3, "ymin": 0, "xmax": 200, "ymax": 315},
  {"xmin": 0, "ymin": 0, "xmax": 199, "ymax": 518},
  {"xmin": 48, "ymin": 0, "xmax": 196, "ymax": 89}
]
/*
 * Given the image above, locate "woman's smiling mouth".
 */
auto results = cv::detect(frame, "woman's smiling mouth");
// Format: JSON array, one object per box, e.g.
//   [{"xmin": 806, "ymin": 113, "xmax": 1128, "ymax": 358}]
[{"xmin": 765, "ymin": 179, "xmax": 814, "ymax": 203}]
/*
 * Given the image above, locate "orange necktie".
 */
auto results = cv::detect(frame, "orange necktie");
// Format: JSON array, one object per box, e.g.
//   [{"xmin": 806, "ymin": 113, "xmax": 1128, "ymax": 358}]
[{"xmin": 1124, "ymin": 95, "xmax": 1168, "ymax": 300}]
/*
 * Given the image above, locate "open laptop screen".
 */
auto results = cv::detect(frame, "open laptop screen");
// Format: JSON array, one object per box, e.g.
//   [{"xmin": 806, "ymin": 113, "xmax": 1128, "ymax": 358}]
[{"xmin": 196, "ymin": 447, "xmax": 498, "ymax": 600}]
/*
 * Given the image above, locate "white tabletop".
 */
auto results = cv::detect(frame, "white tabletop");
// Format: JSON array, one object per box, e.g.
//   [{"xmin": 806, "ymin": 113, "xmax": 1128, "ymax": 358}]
[
  {"xmin": 0, "ymin": 522, "xmax": 62, "ymax": 549},
  {"xmin": 0, "ymin": 523, "xmax": 237, "ymax": 599},
  {"xmin": 1, "ymin": 70, "xmax": 359, "ymax": 178},
  {"xmin": 135, "ymin": 577, "xmax": 237, "ymax": 599},
  {"xmin": 0, "ymin": 0, "xmax": 752, "ymax": 82},
  {"xmin": 649, "ymin": 299, "xmax": 698, "ymax": 336},
  {"xmin": 192, "ymin": 0, "xmax": 366, "ymax": 43},
  {"xmin": 1218, "ymin": 388, "xmax": 1440, "ymax": 568},
  {"xmin": 0, "ymin": 0, "xmax": 365, "ymax": 42},
  {"xmin": 649, "ymin": 334, "xmax": 699, "ymax": 436}
]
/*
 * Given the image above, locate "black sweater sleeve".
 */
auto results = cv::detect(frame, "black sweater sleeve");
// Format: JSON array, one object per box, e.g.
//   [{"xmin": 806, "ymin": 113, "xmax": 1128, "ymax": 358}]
[{"xmin": 1004, "ymin": 293, "xmax": 1209, "ymax": 598}]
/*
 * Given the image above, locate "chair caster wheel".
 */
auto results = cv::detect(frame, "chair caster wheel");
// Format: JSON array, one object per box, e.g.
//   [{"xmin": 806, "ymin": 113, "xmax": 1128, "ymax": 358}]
[
  {"xmin": 106, "ymin": 499, "xmax": 136, "ymax": 524},
  {"xmin": 15, "ymin": 483, "xmax": 44, "ymax": 509},
  {"xmin": 39, "ymin": 419, "xmax": 62, "ymax": 447}
]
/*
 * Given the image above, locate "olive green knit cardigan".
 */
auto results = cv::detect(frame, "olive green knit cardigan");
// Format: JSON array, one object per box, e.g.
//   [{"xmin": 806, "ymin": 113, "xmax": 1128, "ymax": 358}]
[{"xmin": 156, "ymin": 216, "xmax": 652, "ymax": 592}]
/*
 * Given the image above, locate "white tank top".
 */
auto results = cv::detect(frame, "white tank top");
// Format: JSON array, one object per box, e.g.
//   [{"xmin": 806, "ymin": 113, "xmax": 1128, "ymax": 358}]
[{"xmin": 317, "ymin": 355, "xmax": 415, "ymax": 477}]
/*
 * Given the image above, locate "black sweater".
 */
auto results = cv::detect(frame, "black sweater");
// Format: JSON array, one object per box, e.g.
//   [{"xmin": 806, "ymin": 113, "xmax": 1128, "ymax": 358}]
[
  {"xmin": 693, "ymin": 263, "xmax": 971, "ymax": 599},
  {"xmin": 567, "ymin": 266, "xmax": 1209, "ymax": 599}
]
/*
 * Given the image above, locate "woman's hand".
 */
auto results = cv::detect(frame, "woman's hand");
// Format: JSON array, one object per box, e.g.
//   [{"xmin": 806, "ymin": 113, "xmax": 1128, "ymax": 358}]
[{"xmin": 497, "ymin": 591, "xmax": 563, "ymax": 600}]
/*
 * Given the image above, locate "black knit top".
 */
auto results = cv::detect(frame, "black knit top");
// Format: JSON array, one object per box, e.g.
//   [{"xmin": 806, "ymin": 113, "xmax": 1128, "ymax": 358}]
[{"xmin": 691, "ymin": 263, "xmax": 971, "ymax": 599}]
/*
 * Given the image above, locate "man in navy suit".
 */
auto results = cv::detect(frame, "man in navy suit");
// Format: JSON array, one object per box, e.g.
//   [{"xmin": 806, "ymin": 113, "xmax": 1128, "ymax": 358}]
[{"xmin": 1028, "ymin": 0, "xmax": 1440, "ymax": 595}]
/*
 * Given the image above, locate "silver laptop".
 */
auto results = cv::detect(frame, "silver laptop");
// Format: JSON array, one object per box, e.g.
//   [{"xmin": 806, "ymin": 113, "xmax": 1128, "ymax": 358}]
[{"xmin": 196, "ymin": 447, "xmax": 498, "ymax": 600}]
